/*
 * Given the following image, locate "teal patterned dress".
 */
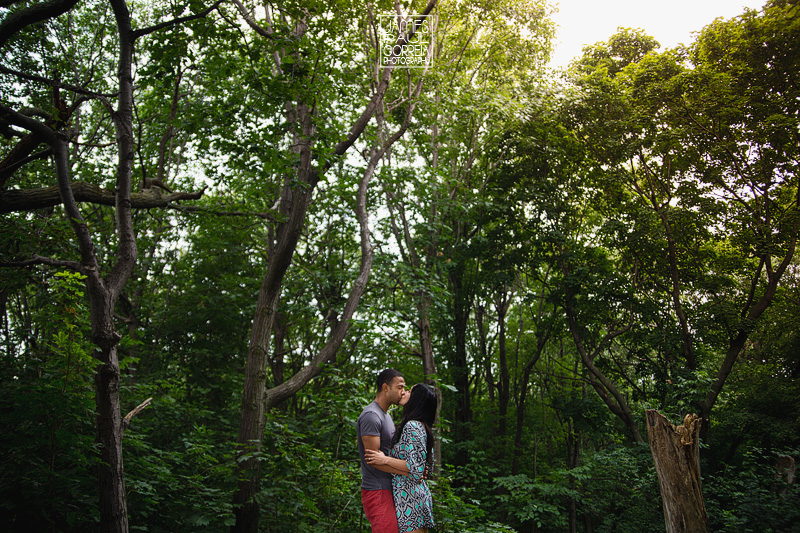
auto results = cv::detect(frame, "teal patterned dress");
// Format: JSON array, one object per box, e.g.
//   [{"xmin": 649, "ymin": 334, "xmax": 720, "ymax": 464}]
[{"xmin": 390, "ymin": 420, "xmax": 434, "ymax": 532}]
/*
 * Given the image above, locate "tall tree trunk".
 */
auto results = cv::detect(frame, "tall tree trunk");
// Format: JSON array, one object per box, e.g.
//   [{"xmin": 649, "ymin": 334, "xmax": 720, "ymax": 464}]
[
  {"xmin": 496, "ymin": 288, "xmax": 511, "ymax": 438},
  {"xmin": 512, "ymin": 350, "xmax": 542, "ymax": 475},
  {"xmin": 646, "ymin": 410, "xmax": 710, "ymax": 533},
  {"xmin": 417, "ymin": 296, "xmax": 444, "ymax": 474},
  {"xmin": 0, "ymin": 121, "xmax": 138, "ymax": 531},
  {"xmin": 95, "ymin": 343, "xmax": 128, "ymax": 532},
  {"xmin": 449, "ymin": 263, "xmax": 472, "ymax": 467},
  {"xmin": 418, "ymin": 303, "xmax": 437, "ymax": 383},
  {"xmin": 97, "ymin": 5, "xmax": 136, "ymax": 529},
  {"xmin": 475, "ymin": 303, "xmax": 495, "ymax": 403},
  {"xmin": 231, "ymin": 101, "xmax": 325, "ymax": 531}
]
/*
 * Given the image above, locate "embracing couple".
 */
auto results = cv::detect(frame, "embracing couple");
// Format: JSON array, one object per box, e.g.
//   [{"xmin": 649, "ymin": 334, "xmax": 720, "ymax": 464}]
[{"xmin": 357, "ymin": 369, "xmax": 438, "ymax": 533}]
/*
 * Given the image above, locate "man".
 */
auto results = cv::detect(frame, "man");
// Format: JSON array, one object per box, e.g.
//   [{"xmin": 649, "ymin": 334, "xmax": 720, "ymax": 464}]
[{"xmin": 357, "ymin": 369, "xmax": 408, "ymax": 533}]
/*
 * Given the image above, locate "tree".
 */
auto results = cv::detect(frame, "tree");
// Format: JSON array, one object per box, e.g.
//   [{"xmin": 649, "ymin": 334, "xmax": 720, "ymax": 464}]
[
  {"xmin": 682, "ymin": 0, "xmax": 800, "ymax": 431},
  {"xmin": 1, "ymin": 1, "xmax": 217, "ymax": 530},
  {"xmin": 221, "ymin": 1, "xmax": 438, "ymax": 530},
  {"xmin": 559, "ymin": 0, "xmax": 799, "ymax": 441},
  {"xmin": 557, "ymin": 2, "xmax": 800, "ymax": 525}
]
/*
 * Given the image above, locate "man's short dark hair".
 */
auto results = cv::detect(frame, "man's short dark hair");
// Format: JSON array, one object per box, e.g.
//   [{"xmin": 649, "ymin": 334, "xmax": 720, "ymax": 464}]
[{"xmin": 376, "ymin": 369, "xmax": 403, "ymax": 392}]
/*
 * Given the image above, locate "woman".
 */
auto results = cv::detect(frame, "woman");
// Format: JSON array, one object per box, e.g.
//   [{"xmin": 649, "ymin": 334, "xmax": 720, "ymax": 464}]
[{"xmin": 365, "ymin": 384, "xmax": 438, "ymax": 533}]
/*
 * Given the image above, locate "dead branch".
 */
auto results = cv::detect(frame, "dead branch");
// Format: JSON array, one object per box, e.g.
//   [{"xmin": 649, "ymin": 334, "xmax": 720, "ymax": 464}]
[{"xmin": 122, "ymin": 397, "xmax": 153, "ymax": 433}]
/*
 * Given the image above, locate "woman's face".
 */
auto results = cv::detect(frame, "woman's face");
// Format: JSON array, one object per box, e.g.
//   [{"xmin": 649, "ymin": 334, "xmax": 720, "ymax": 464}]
[{"xmin": 399, "ymin": 384, "xmax": 416, "ymax": 406}]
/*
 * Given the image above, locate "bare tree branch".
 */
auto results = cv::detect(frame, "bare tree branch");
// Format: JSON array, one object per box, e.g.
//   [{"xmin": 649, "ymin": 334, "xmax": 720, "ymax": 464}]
[{"xmin": 122, "ymin": 397, "xmax": 153, "ymax": 433}]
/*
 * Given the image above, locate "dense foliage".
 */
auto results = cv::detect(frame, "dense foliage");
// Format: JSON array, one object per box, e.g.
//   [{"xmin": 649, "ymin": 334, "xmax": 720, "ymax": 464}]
[{"xmin": 1, "ymin": 0, "xmax": 799, "ymax": 532}]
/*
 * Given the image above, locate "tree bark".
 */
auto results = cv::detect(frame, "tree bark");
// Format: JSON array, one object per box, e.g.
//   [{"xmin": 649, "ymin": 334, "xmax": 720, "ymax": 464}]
[
  {"xmin": 270, "ymin": 311, "xmax": 287, "ymax": 388},
  {"xmin": 95, "ymin": 343, "xmax": 128, "ymax": 533},
  {"xmin": 0, "ymin": 0, "xmax": 81, "ymax": 49},
  {"xmin": 646, "ymin": 410, "xmax": 710, "ymax": 533},
  {"xmin": 0, "ymin": 181, "xmax": 204, "ymax": 213}
]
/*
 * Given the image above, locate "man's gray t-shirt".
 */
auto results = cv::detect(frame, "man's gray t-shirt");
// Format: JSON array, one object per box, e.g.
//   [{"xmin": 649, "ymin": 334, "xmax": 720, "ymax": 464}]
[{"xmin": 357, "ymin": 400, "xmax": 395, "ymax": 490}]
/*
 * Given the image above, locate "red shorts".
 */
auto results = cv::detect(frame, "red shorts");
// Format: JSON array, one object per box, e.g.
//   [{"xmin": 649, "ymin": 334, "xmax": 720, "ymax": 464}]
[{"xmin": 362, "ymin": 489, "xmax": 398, "ymax": 533}]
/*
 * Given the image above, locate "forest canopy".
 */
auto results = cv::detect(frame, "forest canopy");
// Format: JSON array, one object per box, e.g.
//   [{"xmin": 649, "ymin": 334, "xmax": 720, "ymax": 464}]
[{"xmin": 1, "ymin": 0, "xmax": 798, "ymax": 532}]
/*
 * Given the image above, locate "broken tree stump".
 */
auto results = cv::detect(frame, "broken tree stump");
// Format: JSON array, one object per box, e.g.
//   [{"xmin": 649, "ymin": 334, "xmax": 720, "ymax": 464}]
[{"xmin": 645, "ymin": 409, "xmax": 710, "ymax": 533}]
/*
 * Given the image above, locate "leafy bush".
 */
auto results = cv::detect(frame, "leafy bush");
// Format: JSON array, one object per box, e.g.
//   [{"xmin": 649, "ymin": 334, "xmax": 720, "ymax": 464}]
[
  {"xmin": 124, "ymin": 383, "xmax": 238, "ymax": 531},
  {"xmin": 0, "ymin": 271, "xmax": 100, "ymax": 531},
  {"xmin": 579, "ymin": 444, "xmax": 664, "ymax": 533},
  {"xmin": 705, "ymin": 448, "xmax": 800, "ymax": 533},
  {"xmin": 433, "ymin": 467, "xmax": 517, "ymax": 533}
]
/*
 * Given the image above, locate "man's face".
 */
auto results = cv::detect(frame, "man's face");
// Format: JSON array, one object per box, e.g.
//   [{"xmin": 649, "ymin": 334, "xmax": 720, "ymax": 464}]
[{"xmin": 386, "ymin": 376, "xmax": 406, "ymax": 405}]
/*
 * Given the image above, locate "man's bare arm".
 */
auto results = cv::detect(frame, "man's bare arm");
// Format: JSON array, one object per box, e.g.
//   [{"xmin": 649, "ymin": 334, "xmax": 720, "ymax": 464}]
[{"xmin": 362, "ymin": 436, "xmax": 409, "ymax": 476}]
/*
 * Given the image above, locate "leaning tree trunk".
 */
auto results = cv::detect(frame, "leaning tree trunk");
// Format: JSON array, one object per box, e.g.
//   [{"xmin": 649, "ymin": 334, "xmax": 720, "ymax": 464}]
[{"xmin": 646, "ymin": 410, "xmax": 710, "ymax": 533}]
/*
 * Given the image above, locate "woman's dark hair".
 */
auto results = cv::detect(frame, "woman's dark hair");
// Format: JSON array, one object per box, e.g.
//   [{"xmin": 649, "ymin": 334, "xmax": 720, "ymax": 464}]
[{"xmin": 391, "ymin": 384, "xmax": 438, "ymax": 465}]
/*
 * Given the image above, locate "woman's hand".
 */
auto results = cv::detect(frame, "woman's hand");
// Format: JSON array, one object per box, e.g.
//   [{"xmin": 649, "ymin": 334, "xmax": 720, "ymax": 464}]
[{"xmin": 364, "ymin": 449, "xmax": 388, "ymax": 466}]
